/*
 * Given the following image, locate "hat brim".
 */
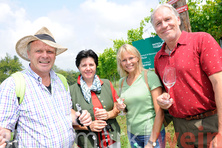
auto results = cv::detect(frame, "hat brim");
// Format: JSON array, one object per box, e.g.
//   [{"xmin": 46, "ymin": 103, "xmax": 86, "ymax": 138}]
[{"xmin": 15, "ymin": 35, "xmax": 67, "ymax": 61}]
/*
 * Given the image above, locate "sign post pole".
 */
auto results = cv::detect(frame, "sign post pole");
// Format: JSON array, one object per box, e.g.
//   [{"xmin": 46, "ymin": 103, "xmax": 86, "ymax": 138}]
[{"xmin": 168, "ymin": 0, "xmax": 192, "ymax": 32}]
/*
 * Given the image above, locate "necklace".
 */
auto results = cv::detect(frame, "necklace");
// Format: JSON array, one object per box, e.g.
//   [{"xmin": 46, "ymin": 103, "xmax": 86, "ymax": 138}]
[{"xmin": 166, "ymin": 44, "xmax": 172, "ymax": 55}]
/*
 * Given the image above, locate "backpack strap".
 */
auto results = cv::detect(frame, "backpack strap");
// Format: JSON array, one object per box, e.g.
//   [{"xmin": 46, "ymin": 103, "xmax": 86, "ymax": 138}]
[
  {"xmin": 11, "ymin": 72, "xmax": 26, "ymax": 105},
  {"xmin": 143, "ymin": 70, "xmax": 151, "ymax": 92},
  {"xmin": 11, "ymin": 72, "xmax": 68, "ymax": 105},
  {"xmin": 56, "ymin": 73, "xmax": 68, "ymax": 91},
  {"xmin": 11, "ymin": 72, "xmax": 26, "ymax": 141}
]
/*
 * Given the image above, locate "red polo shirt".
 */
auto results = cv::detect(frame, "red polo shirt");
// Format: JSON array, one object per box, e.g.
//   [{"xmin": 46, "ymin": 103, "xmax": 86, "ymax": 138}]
[{"xmin": 154, "ymin": 31, "xmax": 222, "ymax": 118}]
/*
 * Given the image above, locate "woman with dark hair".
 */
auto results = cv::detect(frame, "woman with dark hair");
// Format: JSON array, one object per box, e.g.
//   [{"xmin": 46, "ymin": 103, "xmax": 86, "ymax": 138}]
[{"xmin": 70, "ymin": 49, "xmax": 121, "ymax": 148}]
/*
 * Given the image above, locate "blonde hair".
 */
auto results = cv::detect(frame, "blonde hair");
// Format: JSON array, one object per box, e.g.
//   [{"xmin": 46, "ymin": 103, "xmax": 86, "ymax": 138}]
[{"xmin": 117, "ymin": 44, "xmax": 144, "ymax": 77}]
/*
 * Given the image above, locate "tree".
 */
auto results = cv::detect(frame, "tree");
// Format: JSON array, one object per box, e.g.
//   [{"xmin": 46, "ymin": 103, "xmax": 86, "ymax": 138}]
[
  {"xmin": 188, "ymin": 0, "xmax": 222, "ymax": 42},
  {"xmin": 53, "ymin": 65, "xmax": 79, "ymax": 85},
  {"xmin": 172, "ymin": 0, "xmax": 192, "ymax": 32},
  {"xmin": 112, "ymin": 39, "xmax": 130, "ymax": 51},
  {"xmin": 66, "ymin": 70, "xmax": 80, "ymax": 86},
  {"xmin": 99, "ymin": 0, "xmax": 222, "ymax": 80},
  {"xmin": 0, "ymin": 53, "xmax": 23, "ymax": 82},
  {"xmin": 97, "ymin": 48, "xmax": 119, "ymax": 84}
]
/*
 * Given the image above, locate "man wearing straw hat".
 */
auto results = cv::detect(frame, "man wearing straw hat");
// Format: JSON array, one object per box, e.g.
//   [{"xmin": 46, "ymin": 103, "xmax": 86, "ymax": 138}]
[{"xmin": 0, "ymin": 27, "xmax": 92, "ymax": 147}]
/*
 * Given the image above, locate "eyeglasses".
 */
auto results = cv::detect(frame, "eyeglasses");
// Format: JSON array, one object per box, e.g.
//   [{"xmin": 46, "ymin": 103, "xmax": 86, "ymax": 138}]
[{"xmin": 121, "ymin": 56, "xmax": 136, "ymax": 63}]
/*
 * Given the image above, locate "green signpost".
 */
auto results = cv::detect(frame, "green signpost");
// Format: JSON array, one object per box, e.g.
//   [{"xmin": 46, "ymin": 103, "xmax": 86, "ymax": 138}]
[{"xmin": 132, "ymin": 35, "xmax": 164, "ymax": 69}]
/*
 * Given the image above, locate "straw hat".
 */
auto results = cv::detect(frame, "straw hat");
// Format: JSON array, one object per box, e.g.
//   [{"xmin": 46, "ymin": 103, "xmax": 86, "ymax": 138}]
[{"xmin": 15, "ymin": 27, "xmax": 67, "ymax": 61}]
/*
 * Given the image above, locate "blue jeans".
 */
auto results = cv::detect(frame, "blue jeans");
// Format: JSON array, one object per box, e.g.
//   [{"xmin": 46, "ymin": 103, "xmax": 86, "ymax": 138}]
[{"xmin": 127, "ymin": 129, "xmax": 165, "ymax": 148}]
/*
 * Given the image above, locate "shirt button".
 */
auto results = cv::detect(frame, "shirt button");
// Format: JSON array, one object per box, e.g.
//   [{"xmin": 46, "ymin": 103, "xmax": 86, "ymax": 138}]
[
  {"xmin": 104, "ymin": 106, "xmax": 106, "ymax": 108},
  {"xmin": 101, "ymin": 100, "xmax": 103, "ymax": 102},
  {"xmin": 98, "ymin": 96, "xmax": 100, "ymax": 98}
]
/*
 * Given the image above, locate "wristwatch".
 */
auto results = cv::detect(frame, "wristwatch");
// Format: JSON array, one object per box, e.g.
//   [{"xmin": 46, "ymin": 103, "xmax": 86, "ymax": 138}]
[{"xmin": 148, "ymin": 139, "xmax": 157, "ymax": 147}]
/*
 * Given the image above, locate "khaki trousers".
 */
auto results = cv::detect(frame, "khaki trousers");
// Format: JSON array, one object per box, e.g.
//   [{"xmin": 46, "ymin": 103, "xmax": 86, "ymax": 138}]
[{"xmin": 173, "ymin": 114, "xmax": 218, "ymax": 148}]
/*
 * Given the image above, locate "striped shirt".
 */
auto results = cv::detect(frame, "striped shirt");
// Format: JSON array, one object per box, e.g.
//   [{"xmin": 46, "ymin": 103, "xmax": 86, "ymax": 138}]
[{"xmin": 0, "ymin": 66, "xmax": 75, "ymax": 147}]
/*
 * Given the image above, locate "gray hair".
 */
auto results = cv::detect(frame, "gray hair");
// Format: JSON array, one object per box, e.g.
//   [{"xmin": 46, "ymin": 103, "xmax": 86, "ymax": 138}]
[{"xmin": 150, "ymin": 3, "xmax": 179, "ymax": 26}]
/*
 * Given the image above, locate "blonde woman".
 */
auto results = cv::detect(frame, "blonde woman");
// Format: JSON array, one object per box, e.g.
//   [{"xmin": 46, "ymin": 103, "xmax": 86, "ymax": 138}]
[{"xmin": 116, "ymin": 44, "xmax": 165, "ymax": 148}]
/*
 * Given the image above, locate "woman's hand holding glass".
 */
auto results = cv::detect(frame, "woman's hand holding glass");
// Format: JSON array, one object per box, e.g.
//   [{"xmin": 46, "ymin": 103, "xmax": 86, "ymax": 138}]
[{"xmin": 116, "ymin": 98, "xmax": 126, "ymax": 115}]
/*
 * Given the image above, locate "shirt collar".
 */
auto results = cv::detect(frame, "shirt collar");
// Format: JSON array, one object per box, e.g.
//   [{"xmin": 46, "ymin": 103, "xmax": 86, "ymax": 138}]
[
  {"xmin": 27, "ymin": 65, "xmax": 56, "ymax": 82},
  {"xmin": 77, "ymin": 75, "xmax": 104, "ymax": 85},
  {"xmin": 156, "ymin": 31, "xmax": 188, "ymax": 59},
  {"xmin": 177, "ymin": 31, "xmax": 189, "ymax": 45}
]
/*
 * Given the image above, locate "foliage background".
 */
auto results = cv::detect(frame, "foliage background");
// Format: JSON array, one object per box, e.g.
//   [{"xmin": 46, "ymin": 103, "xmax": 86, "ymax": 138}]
[
  {"xmin": 0, "ymin": 1, "xmax": 221, "ymax": 147},
  {"xmin": 0, "ymin": 0, "xmax": 221, "ymax": 84},
  {"xmin": 188, "ymin": 0, "xmax": 222, "ymax": 43}
]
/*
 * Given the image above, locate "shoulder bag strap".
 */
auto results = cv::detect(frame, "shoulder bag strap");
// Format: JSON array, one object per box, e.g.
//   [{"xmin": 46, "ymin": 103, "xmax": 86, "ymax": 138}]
[{"xmin": 144, "ymin": 70, "xmax": 151, "ymax": 92}]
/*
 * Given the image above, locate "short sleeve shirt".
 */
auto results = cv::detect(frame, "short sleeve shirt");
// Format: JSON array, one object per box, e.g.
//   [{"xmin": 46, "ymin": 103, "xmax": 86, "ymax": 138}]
[
  {"xmin": 119, "ymin": 70, "xmax": 164, "ymax": 135},
  {"xmin": 154, "ymin": 31, "xmax": 222, "ymax": 118}
]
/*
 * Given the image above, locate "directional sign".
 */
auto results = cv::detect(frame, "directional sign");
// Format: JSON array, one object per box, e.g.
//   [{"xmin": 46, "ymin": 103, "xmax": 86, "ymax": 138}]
[
  {"xmin": 132, "ymin": 36, "xmax": 164, "ymax": 69},
  {"xmin": 167, "ymin": 0, "xmax": 178, "ymax": 5},
  {"xmin": 176, "ymin": 4, "xmax": 188, "ymax": 13}
]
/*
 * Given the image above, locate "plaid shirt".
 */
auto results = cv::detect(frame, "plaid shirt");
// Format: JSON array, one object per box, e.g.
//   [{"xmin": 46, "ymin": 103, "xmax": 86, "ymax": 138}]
[{"xmin": 0, "ymin": 66, "xmax": 75, "ymax": 147}]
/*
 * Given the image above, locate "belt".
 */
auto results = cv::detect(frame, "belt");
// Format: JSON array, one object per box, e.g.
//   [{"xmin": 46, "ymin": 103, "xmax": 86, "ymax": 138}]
[{"xmin": 185, "ymin": 109, "xmax": 217, "ymax": 120}]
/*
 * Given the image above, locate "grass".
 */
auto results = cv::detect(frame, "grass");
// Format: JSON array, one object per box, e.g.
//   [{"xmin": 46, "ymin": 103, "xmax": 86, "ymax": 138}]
[
  {"xmin": 165, "ymin": 122, "xmax": 178, "ymax": 148},
  {"xmin": 117, "ymin": 115, "xmax": 178, "ymax": 148},
  {"xmin": 116, "ymin": 115, "xmax": 130, "ymax": 148}
]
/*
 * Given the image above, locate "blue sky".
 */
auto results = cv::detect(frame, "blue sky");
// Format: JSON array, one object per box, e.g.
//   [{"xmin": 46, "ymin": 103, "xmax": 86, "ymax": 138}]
[{"xmin": 0, "ymin": 0, "xmax": 159, "ymax": 71}]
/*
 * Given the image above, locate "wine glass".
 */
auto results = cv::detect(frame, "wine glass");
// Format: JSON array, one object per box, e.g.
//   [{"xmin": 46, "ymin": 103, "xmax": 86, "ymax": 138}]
[
  {"xmin": 117, "ymin": 97, "xmax": 126, "ymax": 116},
  {"xmin": 163, "ymin": 66, "xmax": 176, "ymax": 95}
]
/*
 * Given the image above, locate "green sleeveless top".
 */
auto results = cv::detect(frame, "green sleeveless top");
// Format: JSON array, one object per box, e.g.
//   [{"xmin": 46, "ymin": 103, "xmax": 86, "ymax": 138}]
[{"xmin": 70, "ymin": 79, "xmax": 120, "ymax": 147}]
